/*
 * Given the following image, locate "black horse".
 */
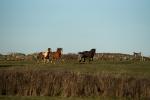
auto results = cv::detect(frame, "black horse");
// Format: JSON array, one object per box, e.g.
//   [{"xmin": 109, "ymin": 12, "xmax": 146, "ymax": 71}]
[{"xmin": 78, "ymin": 49, "xmax": 96, "ymax": 63}]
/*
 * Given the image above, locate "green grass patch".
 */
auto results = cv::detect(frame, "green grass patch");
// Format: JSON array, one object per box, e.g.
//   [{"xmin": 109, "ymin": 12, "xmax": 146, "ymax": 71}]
[{"xmin": 0, "ymin": 60, "xmax": 150, "ymax": 77}]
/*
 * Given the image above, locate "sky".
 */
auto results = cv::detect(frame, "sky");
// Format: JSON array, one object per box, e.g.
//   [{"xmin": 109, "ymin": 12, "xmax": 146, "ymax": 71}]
[{"xmin": 0, "ymin": 0, "xmax": 150, "ymax": 56}]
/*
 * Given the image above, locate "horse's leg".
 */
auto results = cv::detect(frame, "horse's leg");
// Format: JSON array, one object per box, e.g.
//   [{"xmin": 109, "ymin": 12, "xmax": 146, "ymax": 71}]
[
  {"xmin": 56, "ymin": 59, "xmax": 58, "ymax": 64},
  {"xmin": 78, "ymin": 56, "xmax": 82, "ymax": 63},
  {"xmin": 61, "ymin": 59, "xmax": 64, "ymax": 64},
  {"xmin": 37, "ymin": 58, "xmax": 39, "ymax": 63},
  {"xmin": 51, "ymin": 59, "xmax": 53, "ymax": 64},
  {"xmin": 91, "ymin": 57, "xmax": 93, "ymax": 61},
  {"xmin": 53, "ymin": 59, "xmax": 56, "ymax": 64},
  {"xmin": 78, "ymin": 55, "xmax": 82, "ymax": 63},
  {"xmin": 89, "ymin": 57, "xmax": 91, "ymax": 63},
  {"xmin": 83, "ymin": 57, "xmax": 86, "ymax": 62},
  {"xmin": 38, "ymin": 58, "xmax": 41, "ymax": 63},
  {"xmin": 45, "ymin": 58, "xmax": 47, "ymax": 64},
  {"xmin": 43, "ymin": 58, "xmax": 45, "ymax": 63},
  {"xmin": 44, "ymin": 58, "xmax": 48, "ymax": 64},
  {"xmin": 50, "ymin": 58, "xmax": 52, "ymax": 64},
  {"xmin": 44, "ymin": 58, "xmax": 47, "ymax": 64},
  {"xmin": 48, "ymin": 58, "xmax": 49, "ymax": 63},
  {"xmin": 58, "ymin": 58, "xmax": 61, "ymax": 64},
  {"xmin": 51, "ymin": 58, "xmax": 54, "ymax": 64},
  {"xmin": 58, "ymin": 58, "xmax": 60, "ymax": 64},
  {"xmin": 57, "ymin": 58, "xmax": 62, "ymax": 64},
  {"xmin": 52, "ymin": 58, "xmax": 56, "ymax": 64},
  {"xmin": 49, "ymin": 56, "xmax": 53, "ymax": 64},
  {"xmin": 46, "ymin": 58, "xmax": 49, "ymax": 63},
  {"xmin": 57, "ymin": 58, "xmax": 60, "ymax": 64},
  {"xmin": 79, "ymin": 57, "xmax": 82, "ymax": 62},
  {"xmin": 81, "ymin": 57, "xmax": 84, "ymax": 62}
]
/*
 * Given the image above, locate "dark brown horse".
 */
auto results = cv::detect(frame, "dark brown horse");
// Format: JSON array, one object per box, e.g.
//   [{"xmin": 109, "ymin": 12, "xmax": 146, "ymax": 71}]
[
  {"xmin": 78, "ymin": 49, "xmax": 96, "ymax": 63},
  {"xmin": 37, "ymin": 48, "xmax": 51, "ymax": 63},
  {"xmin": 51, "ymin": 48, "xmax": 63, "ymax": 64}
]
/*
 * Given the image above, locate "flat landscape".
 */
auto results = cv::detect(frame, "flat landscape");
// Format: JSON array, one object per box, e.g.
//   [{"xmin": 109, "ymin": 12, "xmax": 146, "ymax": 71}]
[
  {"xmin": 0, "ymin": 60, "xmax": 150, "ymax": 100},
  {"xmin": 1, "ymin": 0, "xmax": 150, "ymax": 99}
]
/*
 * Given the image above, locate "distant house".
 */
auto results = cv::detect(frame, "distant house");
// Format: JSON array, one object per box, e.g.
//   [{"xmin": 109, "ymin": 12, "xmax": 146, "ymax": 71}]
[
  {"xmin": 0, "ymin": 54, "xmax": 4, "ymax": 60},
  {"xmin": 95, "ymin": 53, "xmax": 133, "ymax": 61},
  {"xmin": 6, "ymin": 53, "xmax": 26, "ymax": 61}
]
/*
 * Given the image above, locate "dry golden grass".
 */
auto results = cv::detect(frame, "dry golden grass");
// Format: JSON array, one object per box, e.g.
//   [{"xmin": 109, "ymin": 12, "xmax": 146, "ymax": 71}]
[{"xmin": 0, "ymin": 69, "xmax": 150, "ymax": 99}]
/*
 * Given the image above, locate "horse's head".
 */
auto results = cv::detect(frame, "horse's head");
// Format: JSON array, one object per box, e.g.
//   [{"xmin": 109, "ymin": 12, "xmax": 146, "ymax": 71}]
[
  {"xmin": 57, "ymin": 48, "xmax": 63, "ymax": 54},
  {"xmin": 90, "ymin": 49, "xmax": 96, "ymax": 56},
  {"xmin": 90, "ymin": 49, "xmax": 96, "ymax": 55},
  {"xmin": 48, "ymin": 48, "xmax": 51, "ymax": 52},
  {"xmin": 78, "ymin": 52, "xmax": 82, "ymax": 54}
]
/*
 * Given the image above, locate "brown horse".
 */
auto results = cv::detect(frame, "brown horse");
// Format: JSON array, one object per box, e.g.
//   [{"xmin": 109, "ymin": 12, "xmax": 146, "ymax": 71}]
[
  {"xmin": 51, "ymin": 48, "xmax": 63, "ymax": 64},
  {"xmin": 37, "ymin": 48, "xmax": 51, "ymax": 63}
]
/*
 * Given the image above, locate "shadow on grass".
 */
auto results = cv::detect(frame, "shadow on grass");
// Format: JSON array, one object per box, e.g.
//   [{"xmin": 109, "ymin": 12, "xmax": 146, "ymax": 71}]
[
  {"xmin": 0, "ymin": 65, "xmax": 13, "ymax": 67},
  {"xmin": 0, "ymin": 64, "xmax": 25, "ymax": 68}
]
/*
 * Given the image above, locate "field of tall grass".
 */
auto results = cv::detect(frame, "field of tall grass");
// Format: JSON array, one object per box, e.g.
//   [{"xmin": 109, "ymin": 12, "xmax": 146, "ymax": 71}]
[{"xmin": 0, "ymin": 60, "xmax": 150, "ymax": 99}]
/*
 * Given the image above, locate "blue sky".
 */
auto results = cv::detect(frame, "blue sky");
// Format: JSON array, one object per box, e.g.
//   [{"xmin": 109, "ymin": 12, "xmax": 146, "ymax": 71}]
[{"xmin": 0, "ymin": 0, "xmax": 150, "ymax": 56}]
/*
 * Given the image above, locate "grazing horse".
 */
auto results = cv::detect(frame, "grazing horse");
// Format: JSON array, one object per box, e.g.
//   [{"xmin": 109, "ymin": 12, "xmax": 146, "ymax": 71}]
[
  {"xmin": 133, "ymin": 52, "xmax": 142, "ymax": 61},
  {"xmin": 133, "ymin": 52, "xmax": 141, "ymax": 57},
  {"xmin": 51, "ymin": 48, "xmax": 63, "ymax": 64},
  {"xmin": 37, "ymin": 48, "xmax": 51, "ymax": 63},
  {"xmin": 78, "ymin": 49, "xmax": 96, "ymax": 63}
]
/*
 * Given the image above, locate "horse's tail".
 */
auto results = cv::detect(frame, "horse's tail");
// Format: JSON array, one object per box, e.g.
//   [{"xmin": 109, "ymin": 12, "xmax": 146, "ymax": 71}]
[{"xmin": 36, "ymin": 52, "xmax": 43, "ymax": 63}]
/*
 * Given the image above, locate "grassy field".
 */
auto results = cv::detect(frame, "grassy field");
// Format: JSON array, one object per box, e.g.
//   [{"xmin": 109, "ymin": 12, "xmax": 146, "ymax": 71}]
[
  {"xmin": 0, "ymin": 60, "xmax": 150, "ymax": 77},
  {"xmin": 0, "ymin": 60, "xmax": 150, "ymax": 99}
]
